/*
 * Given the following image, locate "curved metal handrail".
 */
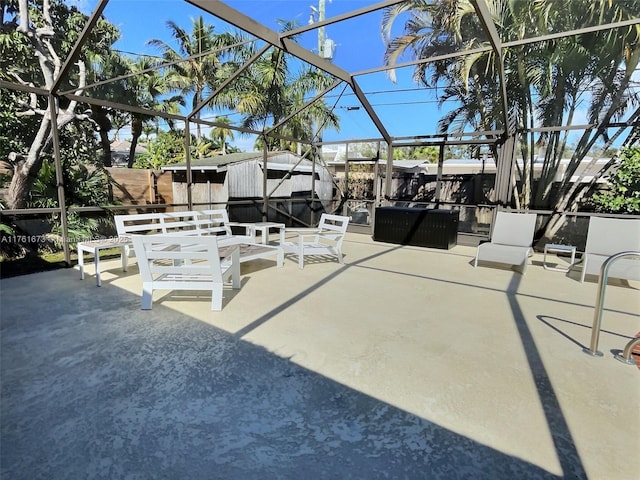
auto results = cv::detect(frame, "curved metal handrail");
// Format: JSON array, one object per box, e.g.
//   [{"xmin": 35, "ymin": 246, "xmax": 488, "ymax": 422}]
[
  {"xmin": 583, "ymin": 250, "xmax": 640, "ymax": 357},
  {"xmin": 615, "ymin": 337, "xmax": 640, "ymax": 365}
]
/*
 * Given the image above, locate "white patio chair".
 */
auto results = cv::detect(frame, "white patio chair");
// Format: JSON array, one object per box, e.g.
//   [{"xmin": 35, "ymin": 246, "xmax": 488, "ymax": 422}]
[
  {"xmin": 473, "ymin": 211, "xmax": 537, "ymax": 274},
  {"xmin": 279, "ymin": 214, "xmax": 350, "ymax": 269},
  {"xmin": 130, "ymin": 234, "xmax": 241, "ymax": 311}
]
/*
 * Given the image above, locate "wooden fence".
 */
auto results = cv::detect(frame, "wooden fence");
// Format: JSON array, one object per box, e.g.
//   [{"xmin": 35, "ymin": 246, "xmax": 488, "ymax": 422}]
[{"xmin": 107, "ymin": 168, "xmax": 173, "ymax": 207}]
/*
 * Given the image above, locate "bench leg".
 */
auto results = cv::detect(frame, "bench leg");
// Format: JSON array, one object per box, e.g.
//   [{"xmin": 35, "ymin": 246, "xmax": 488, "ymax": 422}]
[
  {"xmin": 298, "ymin": 240, "xmax": 304, "ymax": 269},
  {"xmin": 141, "ymin": 282, "xmax": 153, "ymax": 310},
  {"xmin": 211, "ymin": 283, "xmax": 223, "ymax": 311},
  {"xmin": 94, "ymin": 249, "xmax": 101, "ymax": 287},
  {"xmin": 121, "ymin": 245, "xmax": 129, "ymax": 272},
  {"xmin": 231, "ymin": 248, "xmax": 241, "ymax": 289},
  {"xmin": 78, "ymin": 246, "xmax": 85, "ymax": 280}
]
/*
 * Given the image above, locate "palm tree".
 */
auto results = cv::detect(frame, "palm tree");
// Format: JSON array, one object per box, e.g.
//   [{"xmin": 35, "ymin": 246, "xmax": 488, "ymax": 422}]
[
  {"xmin": 236, "ymin": 21, "xmax": 339, "ymax": 151},
  {"xmin": 382, "ymin": 0, "xmax": 640, "ymax": 225},
  {"xmin": 209, "ymin": 116, "xmax": 234, "ymax": 155},
  {"xmin": 125, "ymin": 56, "xmax": 184, "ymax": 168},
  {"xmin": 148, "ymin": 16, "xmax": 250, "ymax": 142},
  {"xmin": 84, "ymin": 49, "xmax": 131, "ymax": 167}
]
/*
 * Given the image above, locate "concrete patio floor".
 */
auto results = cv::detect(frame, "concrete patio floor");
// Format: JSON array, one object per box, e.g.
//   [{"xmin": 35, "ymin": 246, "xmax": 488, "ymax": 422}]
[{"xmin": 1, "ymin": 233, "xmax": 638, "ymax": 479}]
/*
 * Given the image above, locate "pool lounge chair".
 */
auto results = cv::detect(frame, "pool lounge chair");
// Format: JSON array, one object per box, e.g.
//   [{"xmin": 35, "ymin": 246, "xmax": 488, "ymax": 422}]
[{"xmin": 473, "ymin": 211, "xmax": 537, "ymax": 274}]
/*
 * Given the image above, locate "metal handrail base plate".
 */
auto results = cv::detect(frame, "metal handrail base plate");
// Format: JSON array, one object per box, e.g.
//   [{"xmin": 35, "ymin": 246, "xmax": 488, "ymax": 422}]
[
  {"xmin": 582, "ymin": 348, "xmax": 604, "ymax": 357},
  {"xmin": 614, "ymin": 353, "xmax": 637, "ymax": 365}
]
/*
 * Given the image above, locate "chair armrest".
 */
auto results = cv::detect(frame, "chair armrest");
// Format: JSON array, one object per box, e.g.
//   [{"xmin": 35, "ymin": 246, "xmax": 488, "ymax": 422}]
[
  {"xmin": 280, "ymin": 227, "xmax": 321, "ymax": 244},
  {"xmin": 312, "ymin": 231, "xmax": 343, "ymax": 242},
  {"xmin": 283, "ymin": 227, "xmax": 321, "ymax": 234},
  {"xmin": 297, "ymin": 231, "xmax": 342, "ymax": 246}
]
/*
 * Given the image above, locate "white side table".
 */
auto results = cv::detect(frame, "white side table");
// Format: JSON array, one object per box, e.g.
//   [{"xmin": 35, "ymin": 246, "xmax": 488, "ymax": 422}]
[
  {"xmin": 77, "ymin": 237, "xmax": 132, "ymax": 286},
  {"xmin": 233, "ymin": 222, "xmax": 285, "ymax": 244},
  {"xmin": 543, "ymin": 243, "xmax": 577, "ymax": 272}
]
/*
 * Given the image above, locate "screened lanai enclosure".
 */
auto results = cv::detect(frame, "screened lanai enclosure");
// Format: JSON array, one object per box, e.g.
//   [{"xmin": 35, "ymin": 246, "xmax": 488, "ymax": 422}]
[{"xmin": 0, "ymin": 0, "xmax": 639, "ymax": 263}]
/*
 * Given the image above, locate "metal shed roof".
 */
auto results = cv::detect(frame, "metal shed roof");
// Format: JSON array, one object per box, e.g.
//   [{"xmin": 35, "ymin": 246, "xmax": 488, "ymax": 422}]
[{"xmin": 162, "ymin": 151, "xmax": 317, "ymax": 173}]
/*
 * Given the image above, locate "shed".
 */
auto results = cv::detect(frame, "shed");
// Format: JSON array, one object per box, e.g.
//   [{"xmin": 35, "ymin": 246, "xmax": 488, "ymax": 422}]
[{"xmin": 162, "ymin": 151, "xmax": 337, "ymax": 224}]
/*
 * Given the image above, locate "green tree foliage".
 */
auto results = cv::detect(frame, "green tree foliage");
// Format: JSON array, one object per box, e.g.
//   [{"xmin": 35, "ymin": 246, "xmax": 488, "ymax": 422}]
[
  {"xmin": 133, "ymin": 130, "xmax": 186, "ymax": 170},
  {"xmin": 30, "ymin": 123, "xmax": 109, "ymax": 207},
  {"xmin": 124, "ymin": 56, "xmax": 184, "ymax": 167},
  {"xmin": 592, "ymin": 147, "xmax": 640, "ymax": 214},
  {"xmin": 393, "ymin": 146, "xmax": 439, "ymax": 162},
  {"xmin": 1, "ymin": 0, "xmax": 121, "ymax": 209},
  {"xmin": 28, "ymin": 121, "xmax": 110, "ymax": 249},
  {"xmin": 382, "ymin": 0, "xmax": 640, "ymax": 241},
  {"xmin": 382, "ymin": 2, "xmax": 639, "ymax": 189},
  {"xmin": 236, "ymin": 20, "xmax": 340, "ymax": 151},
  {"xmin": 148, "ymin": 16, "xmax": 249, "ymax": 142},
  {"xmin": 0, "ymin": 88, "xmax": 38, "ymax": 161}
]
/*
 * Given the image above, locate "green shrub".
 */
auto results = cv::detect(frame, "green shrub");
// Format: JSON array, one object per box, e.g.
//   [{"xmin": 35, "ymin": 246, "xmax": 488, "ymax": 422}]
[{"xmin": 592, "ymin": 146, "xmax": 640, "ymax": 214}]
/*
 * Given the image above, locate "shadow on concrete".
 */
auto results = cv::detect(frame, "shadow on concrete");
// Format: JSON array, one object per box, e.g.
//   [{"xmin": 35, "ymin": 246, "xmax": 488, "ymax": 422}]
[
  {"xmin": 1, "ymin": 267, "xmax": 566, "ymax": 479},
  {"xmin": 505, "ymin": 275, "xmax": 587, "ymax": 480}
]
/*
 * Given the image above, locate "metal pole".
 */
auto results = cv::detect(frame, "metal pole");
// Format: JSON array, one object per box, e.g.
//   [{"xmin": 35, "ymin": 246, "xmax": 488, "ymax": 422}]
[
  {"xmin": 48, "ymin": 94, "xmax": 71, "ymax": 265},
  {"xmin": 343, "ymin": 143, "xmax": 350, "ymax": 216},
  {"xmin": 583, "ymin": 251, "xmax": 640, "ymax": 357},
  {"xmin": 262, "ymin": 139, "xmax": 268, "ymax": 221},
  {"xmin": 385, "ymin": 144, "xmax": 393, "ymax": 203},
  {"xmin": 184, "ymin": 120, "xmax": 193, "ymax": 210},
  {"xmin": 435, "ymin": 143, "xmax": 444, "ymax": 205},
  {"xmin": 374, "ymin": 145, "xmax": 381, "ymax": 209},
  {"xmin": 318, "ymin": 0, "xmax": 326, "ymax": 57},
  {"xmin": 311, "ymin": 145, "xmax": 317, "ymax": 226}
]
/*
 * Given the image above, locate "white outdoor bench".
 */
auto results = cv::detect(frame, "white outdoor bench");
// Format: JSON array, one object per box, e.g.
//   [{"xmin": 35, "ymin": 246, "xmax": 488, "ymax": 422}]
[{"xmin": 114, "ymin": 209, "xmax": 282, "ymax": 267}]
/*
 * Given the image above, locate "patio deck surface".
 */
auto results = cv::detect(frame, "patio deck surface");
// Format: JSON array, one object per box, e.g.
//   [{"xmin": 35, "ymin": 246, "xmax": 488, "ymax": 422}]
[{"xmin": 1, "ymin": 233, "xmax": 638, "ymax": 479}]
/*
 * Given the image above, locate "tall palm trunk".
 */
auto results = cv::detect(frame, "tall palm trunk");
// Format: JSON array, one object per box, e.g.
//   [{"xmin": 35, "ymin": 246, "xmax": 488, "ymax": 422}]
[
  {"xmin": 92, "ymin": 105, "xmax": 112, "ymax": 167},
  {"xmin": 127, "ymin": 115, "xmax": 143, "ymax": 168}
]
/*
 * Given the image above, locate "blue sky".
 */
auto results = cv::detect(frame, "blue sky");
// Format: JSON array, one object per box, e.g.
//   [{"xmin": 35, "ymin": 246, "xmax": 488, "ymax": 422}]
[
  {"xmin": 69, "ymin": 1, "xmax": 635, "ymax": 152},
  {"xmin": 71, "ymin": 0, "xmax": 448, "ymax": 150}
]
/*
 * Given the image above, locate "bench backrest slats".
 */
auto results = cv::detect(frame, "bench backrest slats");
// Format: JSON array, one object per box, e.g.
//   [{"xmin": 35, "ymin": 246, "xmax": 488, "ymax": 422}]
[
  {"xmin": 132, "ymin": 235, "xmax": 225, "ymax": 284},
  {"xmin": 115, "ymin": 209, "xmax": 237, "ymax": 238},
  {"xmin": 317, "ymin": 213, "xmax": 350, "ymax": 248}
]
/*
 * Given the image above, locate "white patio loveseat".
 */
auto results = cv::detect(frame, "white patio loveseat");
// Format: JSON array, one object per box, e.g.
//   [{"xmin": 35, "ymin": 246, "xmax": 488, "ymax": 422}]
[
  {"xmin": 114, "ymin": 209, "xmax": 283, "ymax": 268},
  {"xmin": 130, "ymin": 234, "xmax": 241, "ymax": 311}
]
